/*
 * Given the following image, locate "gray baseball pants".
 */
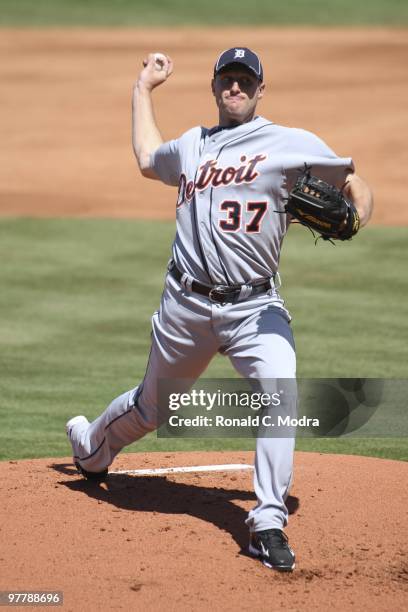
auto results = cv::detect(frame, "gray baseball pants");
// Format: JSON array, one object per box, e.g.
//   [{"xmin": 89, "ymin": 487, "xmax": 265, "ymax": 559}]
[{"xmin": 69, "ymin": 272, "xmax": 296, "ymax": 531}]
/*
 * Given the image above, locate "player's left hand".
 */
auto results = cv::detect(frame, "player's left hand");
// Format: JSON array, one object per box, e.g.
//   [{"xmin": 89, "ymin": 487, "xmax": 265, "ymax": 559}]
[{"xmin": 285, "ymin": 167, "xmax": 360, "ymax": 242}]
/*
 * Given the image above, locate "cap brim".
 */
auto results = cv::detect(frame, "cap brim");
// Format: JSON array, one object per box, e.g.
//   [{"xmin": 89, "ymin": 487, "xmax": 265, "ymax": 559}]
[{"xmin": 214, "ymin": 60, "xmax": 262, "ymax": 80}]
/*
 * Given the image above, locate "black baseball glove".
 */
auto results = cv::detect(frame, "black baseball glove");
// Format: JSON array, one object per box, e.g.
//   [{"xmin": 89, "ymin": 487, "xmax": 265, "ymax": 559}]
[{"xmin": 285, "ymin": 166, "xmax": 360, "ymax": 242}]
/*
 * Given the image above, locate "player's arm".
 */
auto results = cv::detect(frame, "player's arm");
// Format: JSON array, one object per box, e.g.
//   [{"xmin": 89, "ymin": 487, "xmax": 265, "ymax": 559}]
[
  {"xmin": 344, "ymin": 173, "xmax": 374, "ymax": 227},
  {"xmin": 132, "ymin": 53, "xmax": 173, "ymax": 180}
]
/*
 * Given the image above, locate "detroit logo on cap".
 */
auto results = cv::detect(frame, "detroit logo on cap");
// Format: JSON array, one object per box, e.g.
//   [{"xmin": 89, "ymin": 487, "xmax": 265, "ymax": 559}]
[{"xmin": 214, "ymin": 46, "xmax": 263, "ymax": 81}]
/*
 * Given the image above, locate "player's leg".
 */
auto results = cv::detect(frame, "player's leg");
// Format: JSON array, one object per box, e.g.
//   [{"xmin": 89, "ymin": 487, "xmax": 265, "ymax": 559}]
[
  {"xmin": 221, "ymin": 300, "xmax": 296, "ymax": 567},
  {"xmin": 67, "ymin": 274, "xmax": 219, "ymax": 473}
]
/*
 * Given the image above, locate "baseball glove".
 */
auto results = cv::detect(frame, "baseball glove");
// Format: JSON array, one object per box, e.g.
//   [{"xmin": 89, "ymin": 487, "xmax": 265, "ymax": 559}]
[{"xmin": 284, "ymin": 166, "xmax": 360, "ymax": 242}]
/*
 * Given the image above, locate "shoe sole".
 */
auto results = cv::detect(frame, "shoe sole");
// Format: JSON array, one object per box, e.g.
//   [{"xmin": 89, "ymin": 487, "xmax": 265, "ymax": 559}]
[
  {"xmin": 248, "ymin": 542, "xmax": 296, "ymax": 572},
  {"xmin": 74, "ymin": 461, "xmax": 108, "ymax": 482}
]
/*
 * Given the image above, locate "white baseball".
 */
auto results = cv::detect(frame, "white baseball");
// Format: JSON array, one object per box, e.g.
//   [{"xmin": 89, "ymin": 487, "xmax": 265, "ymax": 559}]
[{"xmin": 153, "ymin": 52, "xmax": 167, "ymax": 69}]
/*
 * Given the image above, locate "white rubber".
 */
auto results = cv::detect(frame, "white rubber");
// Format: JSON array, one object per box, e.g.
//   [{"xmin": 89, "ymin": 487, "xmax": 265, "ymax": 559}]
[{"xmin": 110, "ymin": 464, "xmax": 254, "ymax": 476}]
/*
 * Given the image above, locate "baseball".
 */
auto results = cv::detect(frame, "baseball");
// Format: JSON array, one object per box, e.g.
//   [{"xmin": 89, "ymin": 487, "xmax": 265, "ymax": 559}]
[{"xmin": 153, "ymin": 52, "xmax": 167, "ymax": 69}]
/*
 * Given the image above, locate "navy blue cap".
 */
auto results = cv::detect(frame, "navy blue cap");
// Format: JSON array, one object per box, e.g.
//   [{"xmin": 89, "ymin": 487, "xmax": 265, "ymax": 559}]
[{"xmin": 214, "ymin": 47, "xmax": 263, "ymax": 81}]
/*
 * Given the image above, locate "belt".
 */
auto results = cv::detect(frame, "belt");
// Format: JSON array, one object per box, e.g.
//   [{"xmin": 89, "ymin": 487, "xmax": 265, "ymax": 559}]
[{"xmin": 168, "ymin": 261, "xmax": 274, "ymax": 304}]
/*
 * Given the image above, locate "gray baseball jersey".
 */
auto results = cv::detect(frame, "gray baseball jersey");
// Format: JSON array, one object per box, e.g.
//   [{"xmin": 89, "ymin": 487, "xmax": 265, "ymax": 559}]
[{"xmin": 152, "ymin": 115, "xmax": 354, "ymax": 284}]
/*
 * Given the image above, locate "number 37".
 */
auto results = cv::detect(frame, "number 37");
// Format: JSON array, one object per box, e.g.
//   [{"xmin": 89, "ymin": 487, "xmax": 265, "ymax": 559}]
[{"xmin": 218, "ymin": 200, "xmax": 268, "ymax": 234}]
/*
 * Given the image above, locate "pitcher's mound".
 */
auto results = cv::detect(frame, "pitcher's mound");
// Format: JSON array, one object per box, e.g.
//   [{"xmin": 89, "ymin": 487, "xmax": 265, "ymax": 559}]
[{"xmin": 0, "ymin": 451, "xmax": 407, "ymax": 611}]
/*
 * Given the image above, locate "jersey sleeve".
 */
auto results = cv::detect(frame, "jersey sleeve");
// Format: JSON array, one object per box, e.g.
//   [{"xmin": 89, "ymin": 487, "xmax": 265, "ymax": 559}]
[
  {"xmin": 283, "ymin": 128, "xmax": 355, "ymax": 192},
  {"xmin": 150, "ymin": 138, "xmax": 181, "ymax": 186}
]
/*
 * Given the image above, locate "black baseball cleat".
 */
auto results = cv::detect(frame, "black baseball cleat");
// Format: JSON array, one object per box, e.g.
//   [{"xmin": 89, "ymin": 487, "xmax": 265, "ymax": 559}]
[
  {"xmin": 74, "ymin": 461, "xmax": 109, "ymax": 482},
  {"xmin": 249, "ymin": 529, "xmax": 296, "ymax": 572}
]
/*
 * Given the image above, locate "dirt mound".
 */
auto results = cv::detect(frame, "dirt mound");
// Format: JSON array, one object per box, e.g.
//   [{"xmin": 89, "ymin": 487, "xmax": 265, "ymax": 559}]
[{"xmin": 0, "ymin": 450, "xmax": 407, "ymax": 610}]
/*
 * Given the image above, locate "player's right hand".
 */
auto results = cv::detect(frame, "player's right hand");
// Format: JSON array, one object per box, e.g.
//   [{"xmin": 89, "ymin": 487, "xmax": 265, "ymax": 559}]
[{"xmin": 137, "ymin": 53, "xmax": 173, "ymax": 91}]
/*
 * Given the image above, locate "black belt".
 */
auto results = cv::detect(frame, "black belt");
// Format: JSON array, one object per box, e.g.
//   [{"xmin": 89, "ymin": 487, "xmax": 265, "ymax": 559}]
[{"xmin": 168, "ymin": 262, "xmax": 274, "ymax": 304}]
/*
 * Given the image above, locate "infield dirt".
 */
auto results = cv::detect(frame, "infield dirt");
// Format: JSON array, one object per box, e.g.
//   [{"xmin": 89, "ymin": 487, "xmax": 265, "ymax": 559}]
[{"xmin": 1, "ymin": 27, "xmax": 407, "ymax": 223}]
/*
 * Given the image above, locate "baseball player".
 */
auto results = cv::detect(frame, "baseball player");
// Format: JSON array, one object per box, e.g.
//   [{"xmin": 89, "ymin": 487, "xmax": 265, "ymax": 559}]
[{"xmin": 66, "ymin": 47, "xmax": 373, "ymax": 571}]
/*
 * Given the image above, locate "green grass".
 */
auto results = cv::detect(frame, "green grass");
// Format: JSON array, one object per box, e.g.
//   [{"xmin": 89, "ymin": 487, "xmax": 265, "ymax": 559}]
[
  {"xmin": 0, "ymin": 219, "xmax": 407, "ymax": 461},
  {"xmin": 281, "ymin": 225, "xmax": 408, "ymax": 378},
  {"xmin": 0, "ymin": 0, "xmax": 407, "ymax": 26}
]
